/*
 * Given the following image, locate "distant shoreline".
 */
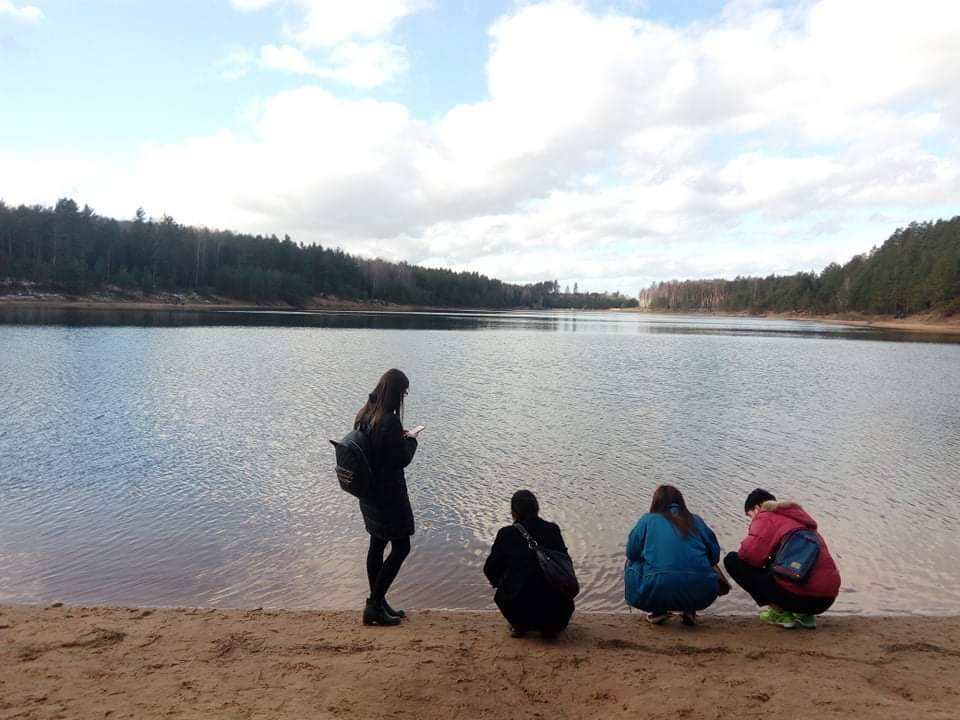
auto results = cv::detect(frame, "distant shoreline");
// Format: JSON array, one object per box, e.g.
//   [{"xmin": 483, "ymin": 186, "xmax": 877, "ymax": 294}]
[
  {"xmin": 619, "ymin": 306, "xmax": 960, "ymax": 335},
  {"xmin": 1, "ymin": 604, "xmax": 957, "ymax": 719},
  {"xmin": 3, "ymin": 294, "xmax": 960, "ymax": 335},
  {"xmin": 796, "ymin": 315, "xmax": 960, "ymax": 335},
  {"xmin": 0, "ymin": 294, "xmax": 495, "ymax": 314}
]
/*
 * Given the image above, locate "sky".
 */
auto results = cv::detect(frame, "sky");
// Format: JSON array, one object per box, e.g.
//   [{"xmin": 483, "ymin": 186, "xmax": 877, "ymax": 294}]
[{"xmin": 1, "ymin": 0, "xmax": 959, "ymax": 294}]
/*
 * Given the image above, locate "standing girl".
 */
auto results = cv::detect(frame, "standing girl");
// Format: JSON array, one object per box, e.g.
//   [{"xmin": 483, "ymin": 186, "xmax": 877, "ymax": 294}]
[{"xmin": 354, "ymin": 368, "xmax": 422, "ymax": 626}]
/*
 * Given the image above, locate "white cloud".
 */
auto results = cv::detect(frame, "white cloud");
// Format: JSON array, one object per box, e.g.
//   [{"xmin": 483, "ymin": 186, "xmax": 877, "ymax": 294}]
[
  {"xmin": 230, "ymin": 0, "xmax": 426, "ymax": 46},
  {"xmin": 6, "ymin": 0, "xmax": 960, "ymax": 292},
  {"xmin": 0, "ymin": 0, "xmax": 42, "ymax": 22},
  {"xmin": 216, "ymin": 47, "xmax": 255, "ymax": 80},
  {"xmin": 259, "ymin": 41, "xmax": 408, "ymax": 88},
  {"xmin": 258, "ymin": 44, "xmax": 320, "ymax": 77},
  {"xmin": 229, "ymin": 0, "xmax": 426, "ymax": 87},
  {"xmin": 231, "ymin": 0, "xmax": 275, "ymax": 10},
  {"xmin": 283, "ymin": 0, "xmax": 429, "ymax": 49}
]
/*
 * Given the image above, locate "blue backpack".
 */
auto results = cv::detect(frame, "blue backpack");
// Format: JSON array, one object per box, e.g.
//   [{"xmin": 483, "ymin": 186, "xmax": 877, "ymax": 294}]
[{"xmin": 769, "ymin": 529, "xmax": 821, "ymax": 583}]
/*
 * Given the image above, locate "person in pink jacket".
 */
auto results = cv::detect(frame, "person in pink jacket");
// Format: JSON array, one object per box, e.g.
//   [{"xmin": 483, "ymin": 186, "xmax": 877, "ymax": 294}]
[{"xmin": 724, "ymin": 489, "xmax": 841, "ymax": 629}]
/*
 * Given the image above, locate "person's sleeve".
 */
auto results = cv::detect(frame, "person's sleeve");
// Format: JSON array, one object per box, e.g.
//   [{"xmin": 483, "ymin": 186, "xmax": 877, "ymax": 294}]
[
  {"xmin": 483, "ymin": 528, "xmax": 508, "ymax": 587},
  {"xmin": 382, "ymin": 414, "xmax": 418, "ymax": 469},
  {"xmin": 625, "ymin": 516, "xmax": 648, "ymax": 563},
  {"xmin": 699, "ymin": 517, "xmax": 721, "ymax": 565},
  {"xmin": 552, "ymin": 523, "xmax": 569, "ymax": 554},
  {"xmin": 737, "ymin": 514, "xmax": 778, "ymax": 568}
]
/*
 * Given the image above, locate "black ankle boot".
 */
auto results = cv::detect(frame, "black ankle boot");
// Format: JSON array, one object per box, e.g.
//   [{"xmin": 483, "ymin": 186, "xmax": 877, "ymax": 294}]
[
  {"xmin": 382, "ymin": 598, "xmax": 406, "ymax": 619},
  {"xmin": 363, "ymin": 598, "xmax": 400, "ymax": 626}
]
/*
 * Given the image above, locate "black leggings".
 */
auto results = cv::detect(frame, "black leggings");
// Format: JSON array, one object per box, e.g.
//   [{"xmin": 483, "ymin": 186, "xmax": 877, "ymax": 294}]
[
  {"xmin": 724, "ymin": 552, "xmax": 836, "ymax": 615},
  {"xmin": 367, "ymin": 535, "xmax": 411, "ymax": 602}
]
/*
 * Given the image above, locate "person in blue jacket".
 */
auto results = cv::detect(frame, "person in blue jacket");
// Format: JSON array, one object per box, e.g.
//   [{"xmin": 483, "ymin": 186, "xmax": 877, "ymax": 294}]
[{"xmin": 624, "ymin": 485, "xmax": 726, "ymax": 625}]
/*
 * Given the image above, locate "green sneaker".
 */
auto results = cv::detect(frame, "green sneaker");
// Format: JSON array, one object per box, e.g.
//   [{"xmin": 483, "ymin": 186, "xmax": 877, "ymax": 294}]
[
  {"xmin": 795, "ymin": 613, "xmax": 816, "ymax": 629},
  {"xmin": 759, "ymin": 608, "xmax": 797, "ymax": 629}
]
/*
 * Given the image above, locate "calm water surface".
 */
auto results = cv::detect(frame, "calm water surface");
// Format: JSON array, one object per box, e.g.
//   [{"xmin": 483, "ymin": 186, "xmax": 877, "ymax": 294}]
[{"xmin": 1, "ymin": 306, "xmax": 958, "ymax": 615}]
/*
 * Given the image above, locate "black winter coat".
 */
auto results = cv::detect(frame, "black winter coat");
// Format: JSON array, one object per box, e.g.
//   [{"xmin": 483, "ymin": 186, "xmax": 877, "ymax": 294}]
[
  {"xmin": 483, "ymin": 516, "xmax": 575, "ymax": 633},
  {"xmin": 358, "ymin": 413, "xmax": 418, "ymax": 539}
]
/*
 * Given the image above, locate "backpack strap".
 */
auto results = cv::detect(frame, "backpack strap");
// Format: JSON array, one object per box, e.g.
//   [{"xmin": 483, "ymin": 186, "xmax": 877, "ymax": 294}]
[{"xmin": 512, "ymin": 522, "xmax": 539, "ymax": 550}]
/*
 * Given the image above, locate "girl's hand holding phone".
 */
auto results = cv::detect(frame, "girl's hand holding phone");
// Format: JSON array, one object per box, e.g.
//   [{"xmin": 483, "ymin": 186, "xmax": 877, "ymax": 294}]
[{"xmin": 405, "ymin": 425, "xmax": 425, "ymax": 438}]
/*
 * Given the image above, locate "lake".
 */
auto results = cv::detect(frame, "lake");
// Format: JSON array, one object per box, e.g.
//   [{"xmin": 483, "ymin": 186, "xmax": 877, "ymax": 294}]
[{"xmin": 1, "ymin": 305, "xmax": 958, "ymax": 615}]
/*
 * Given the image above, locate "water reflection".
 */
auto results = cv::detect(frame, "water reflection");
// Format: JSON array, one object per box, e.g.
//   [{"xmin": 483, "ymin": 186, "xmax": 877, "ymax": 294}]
[
  {"xmin": 1, "ymin": 310, "xmax": 959, "ymax": 614},
  {"xmin": 1, "ymin": 304, "xmax": 958, "ymax": 344}
]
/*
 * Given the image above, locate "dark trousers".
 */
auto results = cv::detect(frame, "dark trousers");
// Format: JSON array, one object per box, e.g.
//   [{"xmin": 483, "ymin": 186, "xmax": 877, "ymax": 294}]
[
  {"xmin": 495, "ymin": 593, "xmax": 574, "ymax": 634},
  {"xmin": 724, "ymin": 552, "xmax": 835, "ymax": 615}
]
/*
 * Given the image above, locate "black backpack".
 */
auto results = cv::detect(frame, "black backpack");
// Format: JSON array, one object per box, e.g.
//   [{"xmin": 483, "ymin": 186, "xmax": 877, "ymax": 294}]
[{"xmin": 330, "ymin": 429, "xmax": 375, "ymax": 499}]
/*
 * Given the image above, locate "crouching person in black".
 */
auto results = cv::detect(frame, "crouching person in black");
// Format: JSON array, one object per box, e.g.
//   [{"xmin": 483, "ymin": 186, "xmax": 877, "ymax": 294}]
[{"xmin": 483, "ymin": 490, "xmax": 575, "ymax": 638}]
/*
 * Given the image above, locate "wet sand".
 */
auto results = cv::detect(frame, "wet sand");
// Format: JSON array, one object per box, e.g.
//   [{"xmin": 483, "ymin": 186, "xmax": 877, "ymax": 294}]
[{"xmin": 1, "ymin": 605, "xmax": 958, "ymax": 719}]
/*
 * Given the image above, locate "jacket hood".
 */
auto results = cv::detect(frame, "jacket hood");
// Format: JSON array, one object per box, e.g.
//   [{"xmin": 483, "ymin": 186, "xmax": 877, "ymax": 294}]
[{"xmin": 760, "ymin": 500, "xmax": 817, "ymax": 530}]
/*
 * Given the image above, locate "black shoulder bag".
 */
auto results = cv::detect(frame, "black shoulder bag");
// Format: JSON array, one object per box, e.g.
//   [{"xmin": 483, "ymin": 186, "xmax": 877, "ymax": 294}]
[{"xmin": 513, "ymin": 522, "xmax": 580, "ymax": 599}]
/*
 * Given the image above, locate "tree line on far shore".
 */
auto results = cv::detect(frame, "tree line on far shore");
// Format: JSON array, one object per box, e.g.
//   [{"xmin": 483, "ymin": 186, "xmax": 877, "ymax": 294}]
[
  {"xmin": 0, "ymin": 199, "xmax": 638, "ymax": 309},
  {"xmin": 639, "ymin": 217, "xmax": 960, "ymax": 316}
]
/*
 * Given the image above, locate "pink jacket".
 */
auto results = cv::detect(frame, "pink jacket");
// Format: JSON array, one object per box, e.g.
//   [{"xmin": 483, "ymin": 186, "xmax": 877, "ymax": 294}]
[{"xmin": 738, "ymin": 500, "xmax": 841, "ymax": 598}]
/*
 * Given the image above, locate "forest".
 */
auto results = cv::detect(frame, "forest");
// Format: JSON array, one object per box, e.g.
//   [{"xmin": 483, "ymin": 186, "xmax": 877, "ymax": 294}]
[
  {"xmin": 0, "ymin": 200, "xmax": 637, "ymax": 309},
  {"xmin": 638, "ymin": 217, "xmax": 960, "ymax": 316}
]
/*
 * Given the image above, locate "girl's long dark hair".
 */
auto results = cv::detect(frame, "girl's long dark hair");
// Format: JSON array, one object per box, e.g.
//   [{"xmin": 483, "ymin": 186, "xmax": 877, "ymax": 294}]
[
  {"xmin": 355, "ymin": 368, "xmax": 409, "ymax": 433},
  {"xmin": 650, "ymin": 484, "xmax": 694, "ymax": 537}
]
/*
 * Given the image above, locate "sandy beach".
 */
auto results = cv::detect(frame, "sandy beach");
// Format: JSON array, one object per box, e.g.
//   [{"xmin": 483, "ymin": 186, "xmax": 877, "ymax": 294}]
[
  {"xmin": 1, "ymin": 605, "xmax": 957, "ymax": 719},
  {"xmin": 806, "ymin": 315, "xmax": 960, "ymax": 335},
  {"xmin": 619, "ymin": 307, "xmax": 960, "ymax": 336}
]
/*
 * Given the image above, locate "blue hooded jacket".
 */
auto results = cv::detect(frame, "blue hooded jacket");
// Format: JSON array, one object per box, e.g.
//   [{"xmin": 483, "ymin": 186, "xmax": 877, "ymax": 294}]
[{"xmin": 624, "ymin": 505, "xmax": 722, "ymax": 613}]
